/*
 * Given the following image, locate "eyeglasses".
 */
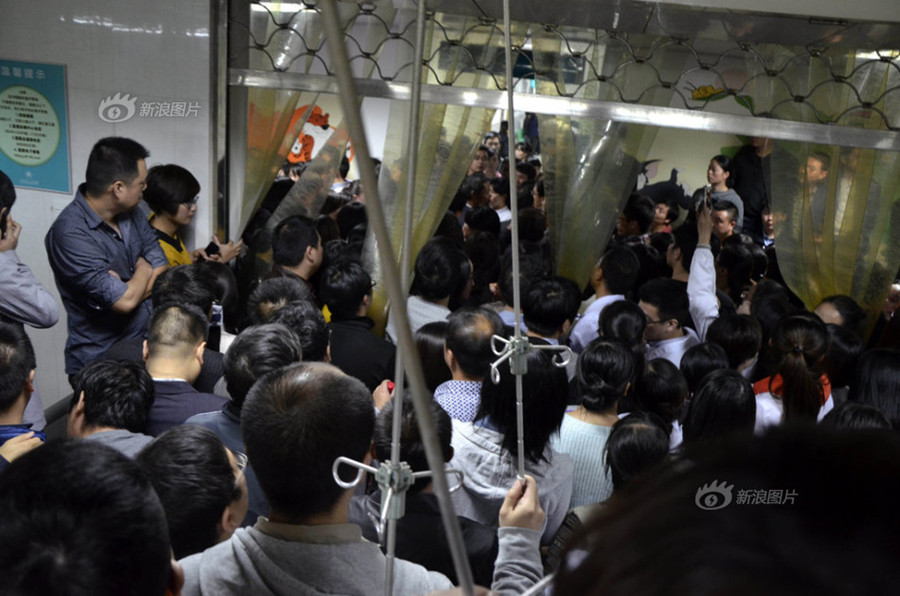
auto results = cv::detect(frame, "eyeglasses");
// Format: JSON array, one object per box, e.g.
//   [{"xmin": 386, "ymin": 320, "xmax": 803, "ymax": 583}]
[
  {"xmin": 182, "ymin": 195, "xmax": 200, "ymax": 206},
  {"xmin": 645, "ymin": 318, "xmax": 669, "ymax": 326},
  {"xmin": 231, "ymin": 450, "xmax": 248, "ymax": 487}
]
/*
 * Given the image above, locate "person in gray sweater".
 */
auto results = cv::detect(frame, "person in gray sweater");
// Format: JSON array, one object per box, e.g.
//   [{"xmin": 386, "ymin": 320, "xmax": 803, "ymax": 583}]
[{"xmin": 179, "ymin": 361, "xmax": 544, "ymax": 595}]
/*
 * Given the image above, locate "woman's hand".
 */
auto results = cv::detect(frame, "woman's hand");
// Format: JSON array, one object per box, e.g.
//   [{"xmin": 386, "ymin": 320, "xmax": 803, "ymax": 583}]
[{"xmin": 210, "ymin": 235, "xmax": 244, "ymax": 264}]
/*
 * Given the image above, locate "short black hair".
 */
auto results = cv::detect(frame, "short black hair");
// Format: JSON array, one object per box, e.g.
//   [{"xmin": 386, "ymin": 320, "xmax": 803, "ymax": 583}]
[
  {"xmin": 577, "ymin": 338, "xmax": 635, "ymax": 412},
  {"xmin": 143, "ymin": 164, "xmax": 200, "ymax": 216},
  {"xmin": 634, "ymin": 358, "xmax": 688, "ymax": 425},
  {"xmin": 515, "ymin": 162, "xmax": 536, "ymax": 182},
  {"xmin": 319, "ymin": 259, "xmax": 372, "ymax": 320},
  {"xmin": 599, "ymin": 246, "xmax": 641, "ymax": 297},
  {"xmin": 599, "ymin": 300, "xmax": 646, "ymax": 347},
  {"xmin": 137, "ymin": 425, "xmax": 241, "ymax": 559},
  {"xmin": 0, "ymin": 322, "xmax": 35, "ymax": 412},
  {"xmin": 269, "ymin": 300, "xmax": 328, "ymax": 362},
  {"xmin": 850, "ymin": 348, "xmax": 900, "ymax": 428},
  {"xmin": 410, "ymin": 236, "xmax": 470, "ymax": 301},
  {"xmin": 241, "ymin": 362, "xmax": 375, "ymax": 521},
  {"xmin": 336, "ymin": 201, "xmax": 367, "ymax": 240},
  {"xmin": 522, "ymin": 276, "xmax": 581, "ymax": 337},
  {"xmin": 0, "ymin": 169, "xmax": 15, "ymax": 210},
  {"xmin": 246, "ymin": 277, "xmax": 313, "ymax": 325},
  {"xmin": 604, "ymin": 412, "xmax": 670, "ymax": 493},
  {"xmin": 679, "ymin": 342, "xmax": 729, "ymax": 396},
  {"xmin": 272, "ymin": 215, "xmax": 320, "ymax": 268},
  {"xmin": 499, "ymin": 249, "xmax": 546, "ymax": 308},
  {"xmin": 671, "ymin": 221, "xmax": 720, "ymax": 271},
  {"xmin": 818, "ymin": 294, "xmax": 866, "ymax": 333},
  {"xmin": 146, "ymin": 303, "xmax": 208, "ymax": 358},
  {"xmin": 823, "ymin": 323, "xmax": 863, "ymax": 389},
  {"xmin": 465, "ymin": 205, "xmax": 501, "ymax": 238},
  {"xmin": 706, "ymin": 314, "xmax": 762, "ymax": 370},
  {"xmin": 445, "ymin": 307, "xmax": 505, "ymax": 379},
  {"xmin": 196, "ymin": 260, "xmax": 240, "ymax": 334},
  {"xmin": 224, "ymin": 323, "xmax": 303, "ymax": 409},
  {"xmin": 638, "ymin": 278, "xmax": 690, "ymax": 328},
  {"xmin": 682, "ymin": 369, "xmax": 755, "ymax": 448},
  {"xmin": 476, "ymin": 349, "xmax": 568, "ymax": 463},
  {"xmin": 70, "ymin": 360, "xmax": 155, "ymax": 433},
  {"xmin": 151, "ymin": 263, "xmax": 217, "ymax": 314},
  {"xmin": 517, "ymin": 207, "xmax": 547, "ymax": 244},
  {"xmin": 374, "ymin": 395, "xmax": 452, "ymax": 495},
  {"xmin": 621, "ymin": 193, "xmax": 656, "ymax": 235},
  {"xmin": 461, "ymin": 172, "xmax": 488, "ymax": 200},
  {"xmin": 820, "ymin": 402, "xmax": 891, "ymax": 431},
  {"xmin": 0, "ymin": 440, "xmax": 171, "ymax": 596},
  {"xmin": 84, "ymin": 137, "xmax": 150, "ymax": 197},
  {"xmin": 712, "ymin": 200, "xmax": 738, "ymax": 223}
]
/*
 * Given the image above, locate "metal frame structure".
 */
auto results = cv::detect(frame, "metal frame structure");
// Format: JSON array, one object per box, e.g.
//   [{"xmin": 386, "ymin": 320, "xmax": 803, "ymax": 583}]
[{"xmin": 216, "ymin": 2, "xmax": 900, "ymax": 593}]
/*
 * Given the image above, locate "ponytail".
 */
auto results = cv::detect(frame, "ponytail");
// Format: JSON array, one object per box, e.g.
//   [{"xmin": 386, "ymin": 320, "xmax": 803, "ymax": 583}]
[{"xmin": 770, "ymin": 313, "xmax": 829, "ymax": 424}]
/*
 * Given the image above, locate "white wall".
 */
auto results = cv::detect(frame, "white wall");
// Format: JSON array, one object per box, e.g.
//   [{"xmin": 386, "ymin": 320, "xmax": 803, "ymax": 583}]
[{"xmin": 0, "ymin": 0, "xmax": 212, "ymax": 408}]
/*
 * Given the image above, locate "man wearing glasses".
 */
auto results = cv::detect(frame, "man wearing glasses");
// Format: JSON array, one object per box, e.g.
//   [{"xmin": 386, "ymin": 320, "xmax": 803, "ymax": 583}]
[{"xmin": 638, "ymin": 277, "xmax": 700, "ymax": 368}]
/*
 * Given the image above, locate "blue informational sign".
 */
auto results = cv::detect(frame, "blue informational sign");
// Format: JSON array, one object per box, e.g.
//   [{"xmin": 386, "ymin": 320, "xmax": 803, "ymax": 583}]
[{"xmin": 0, "ymin": 59, "xmax": 70, "ymax": 194}]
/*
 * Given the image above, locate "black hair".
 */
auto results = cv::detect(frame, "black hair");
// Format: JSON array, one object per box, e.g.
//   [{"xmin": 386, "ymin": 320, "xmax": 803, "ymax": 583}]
[
  {"xmin": 414, "ymin": 321, "xmax": 452, "ymax": 393},
  {"xmin": 577, "ymin": 338, "xmax": 635, "ymax": 412},
  {"xmin": 269, "ymin": 300, "xmax": 328, "ymax": 362},
  {"xmin": 820, "ymin": 402, "xmax": 891, "ymax": 431},
  {"xmin": 196, "ymin": 261, "xmax": 241, "ymax": 334},
  {"xmin": 516, "ymin": 208, "xmax": 547, "ymax": 243},
  {"xmin": 446, "ymin": 307, "xmax": 505, "ymax": 379},
  {"xmin": 679, "ymin": 342, "xmax": 730, "ymax": 396},
  {"xmin": 137, "ymin": 425, "xmax": 241, "ymax": 559},
  {"xmin": 319, "ymin": 258, "xmax": 372, "ymax": 320},
  {"xmin": 671, "ymin": 221, "xmax": 720, "ymax": 271},
  {"xmin": 521, "ymin": 276, "xmax": 582, "ymax": 338},
  {"xmin": 70, "ymin": 360, "xmax": 155, "ymax": 433},
  {"xmin": 272, "ymin": 215, "xmax": 320, "ymax": 268},
  {"xmin": 558, "ymin": 427, "xmax": 900, "ymax": 594},
  {"xmin": 0, "ymin": 440, "xmax": 171, "ymax": 596},
  {"xmin": 464, "ymin": 231, "xmax": 502, "ymax": 307},
  {"xmin": 712, "ymin": 200, "xmax": 738, "ymax": 223},
  {"xmin": 151, "ymin": 263, "xmax": 217, "ymax": 315},
  {"xmin": 143, "ymin": 164, "xmax": 200, "ymax": 216},
  {"xmin": 374, "ymin": 395, "xmax": 452, "ymax": 495},
  {"xmin": 818, "ymin": 295, "xmax": 866, "ymax": 334},
  {"xmin": 0, "ymin": 169, "xmax": 15, "ymax": 209},
  {"xmin": 706, "ymin": 314, "xmax": 762, "ymax": 370},
  {"xmin": 241, "ymin": 362, "xmax": 375, "ymax": 521},
  {"xmin": 604, "ymin": 412, "xmax": 670, "ymax": 493},
  {"xmin": 461, "ymin": 172, "xmax": 488, "ymax": 202},
  {"xmin": 849, "ymin": 348, "xmax": 900, "ymax": 428},
  {"xmin": 315, "ymin": 214, "xmax": 341, "ymax": 246},
  {"xmin": 336, "ymin": 201, "xmax": 367, "ymax": 240},
  {"xmin": 146, "ymin": 303, "xmax": 208, "ymax": 358},
  {"xmin": 749, "ymin": 280, "xmax": 797, "ymax": 343},
  {"xmin": 410, "ymin": 236, "xmax": 470, "ymax": 302},
  {"xmin": 246, "ymin": 277, "xmax": 313, "ymax": 325},
  {"xmin": 464, "ymin": 205, "xmax": 501, "ymax": 238},
  {"xmin": 823, "ymin": 323, "xmax": 862, "ymax": 389},
  {"xmin": 476, "ymin": 349, "xmax": 568, "ymax": 464},
  {"xmin": 84, "ymin": 137, "xmax": 150, "ymax": 197},
  {"xmin": 634, "ymin": 358, "xmax": 689, "ymax": 426},
  {"xmin": 715, "ymin": 242, "xmax": 754, "ymax": 304},
  {"xmin": 768, "ymin": 313, "xmax": 830, "ymax": 424},
  {"xmin": 598, "ymin": 300, "xmax": 647, "ymax": 387},
  {"xmin": 682, "ymin": 369, "xmax": 755, "ymax": 448},
  {"xmin": 0, "ymin": 322, "xmax": 35, "ymax": 412},
  {"xmin": 711, "ymin": 154, "xmax": 735, "ymax": 188},
  {"xmin": 599, "ymin": 246, "xmax": 641, "ymax": 297},
  {"xmin": 224, "ymin": 323, "xmax": 303, "ymax": 409},
  {"xmin": 515, "ymin": 162, "xmax": 536, "ymax": 182},
  {"xmin": 499, "ymin": 249, "xmax": 546, "ymax": 308},
  {"xmin": 809, "ymin": 150, "xmax": 831, "ymax": 173},
  {"xmin": 621, "ymin": 193, "xmax": 656, "ymax": 235},
  {"xmin": 638, "ymin": 278, "xmax": 690, "ymax": 328},
  {"xmin": 489, "ymin": 177, "xmax": 509, "ymax": 197}
]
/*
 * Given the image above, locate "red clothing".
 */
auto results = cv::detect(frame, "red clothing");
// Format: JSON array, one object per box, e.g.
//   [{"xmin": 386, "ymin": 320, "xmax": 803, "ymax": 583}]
[{"xmin": 754, "ymin": 374, "xmax": 832, "ymax": 406}]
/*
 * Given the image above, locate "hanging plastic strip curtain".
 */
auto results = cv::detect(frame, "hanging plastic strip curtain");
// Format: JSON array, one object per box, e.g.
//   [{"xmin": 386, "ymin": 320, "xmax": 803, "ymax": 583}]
[
  {"xmin": 531, "ymin": 26, "xmax": 682, "ymax": 282},
  {"xmin": 363, "ymin": 12, "xmax": 528, "ymax": 330},
  {"xmin": 768, "ymin": 49, "xmax": 900, "ymax": 330}
]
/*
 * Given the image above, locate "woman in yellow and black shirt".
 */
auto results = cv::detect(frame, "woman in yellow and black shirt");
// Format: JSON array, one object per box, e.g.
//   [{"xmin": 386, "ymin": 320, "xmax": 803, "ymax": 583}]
[{"xmin": 143, "ymin": 164, "xmax": 242, "ymax": 267}]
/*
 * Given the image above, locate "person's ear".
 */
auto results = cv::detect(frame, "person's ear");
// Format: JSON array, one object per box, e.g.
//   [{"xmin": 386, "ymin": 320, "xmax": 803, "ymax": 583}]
[
  {"xmin": 167, "ymin": 555, "xmax": 185, "ymax": 596},
  {"xmin": 25, "ymin": 369, "xmax": 35, "ymax": 394},
  {"xmin": 195, "ymin": 341, "xmax": 206, "ymax": 365},
  {"xmin": 443, "ymin": 346, "xmax": 456, "ymax": 372},
  {"xmin": 304, "ymin": 244, "xmax": 316, "ymax": 263},
  {"xmin": 219, "ymin": 503, "xmax": 241, "ymax": 539},
  {"xmin": 142, "ymin": 340, "xmax": 150, "ymax": 362}
]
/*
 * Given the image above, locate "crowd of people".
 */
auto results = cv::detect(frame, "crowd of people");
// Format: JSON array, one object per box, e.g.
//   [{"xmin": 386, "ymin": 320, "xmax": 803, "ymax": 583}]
[{"xmin": 0, "ymin": 130, "xmax": 899, "ymax": 595}]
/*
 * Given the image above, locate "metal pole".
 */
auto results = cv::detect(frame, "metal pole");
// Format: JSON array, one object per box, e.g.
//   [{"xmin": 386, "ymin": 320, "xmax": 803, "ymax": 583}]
[
  {"xmin": 319, "ymin": 2, "xmax": 475, "ymax": 594},
  {"xmin": 385, "ymin": 2, "xmax": 427, "ymax": 594},
  {"xmin": 501, "ymin": 0, "xmax": 527, "ymax": 482}
]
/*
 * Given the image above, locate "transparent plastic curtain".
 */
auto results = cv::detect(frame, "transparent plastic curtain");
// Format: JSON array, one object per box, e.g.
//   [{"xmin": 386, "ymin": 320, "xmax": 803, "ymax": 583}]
[
  {"xmin": 767, "ymin": 50, "xmax": 900, "ymax": 330},
  {"xmin": 363, "ymin": 12, "xmax": 528, "ymax": 330},
  {"xmin": 531, "ymin": 28, "xmax": 681, "ymax": 283}
]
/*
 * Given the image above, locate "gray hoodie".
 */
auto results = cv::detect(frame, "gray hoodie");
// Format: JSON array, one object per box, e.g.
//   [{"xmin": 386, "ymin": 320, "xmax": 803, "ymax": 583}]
[{"xmin": 180, "ymin": 519, "xmax": 542, "ymax": 595}]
